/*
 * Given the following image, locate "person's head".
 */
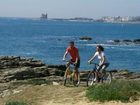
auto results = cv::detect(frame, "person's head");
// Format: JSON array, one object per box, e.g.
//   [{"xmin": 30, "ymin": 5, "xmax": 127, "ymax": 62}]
[
  {"xmin": 69, "ymin": 41, "xmax": 75, "ymax": 47},
  {"xmin": 96, "ymin": 45, "xmax": 104, "ymax": 52}
]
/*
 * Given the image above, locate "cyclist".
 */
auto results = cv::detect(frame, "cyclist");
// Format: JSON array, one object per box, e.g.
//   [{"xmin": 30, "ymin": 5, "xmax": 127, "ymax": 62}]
[
  {"xmin": 88, "ymin": 45, "xmax": 109, "ymax": 82},
  {"xmin": 63, "ymin": 41, "xmax": 80, "ymax": 85}
]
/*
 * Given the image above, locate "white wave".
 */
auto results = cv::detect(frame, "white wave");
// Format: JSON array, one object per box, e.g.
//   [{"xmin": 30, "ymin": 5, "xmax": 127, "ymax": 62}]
[
  {"xmin": 107, "ymin": 40, "xmax": 115, "ymax": 43},
  {"xmin": 33, "ymin": 35, "xmax": 73, "ymax": 40}
]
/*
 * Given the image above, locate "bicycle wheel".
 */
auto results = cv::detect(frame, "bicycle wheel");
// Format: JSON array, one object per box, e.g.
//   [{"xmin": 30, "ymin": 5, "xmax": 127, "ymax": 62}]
[
  {"xmin": 64, "ymin": 68, "xmax": 73, "ymax": 86},
  {"xmin": 64, "ymin": 74, "xmax": 73, "ymax": 86},
  {"xmin": 87, "ymin": 71, "xmax": 96, "ymax": 86},
  {"xmin": 101, "ymin": 72, "xmax": 112, "ymax": 84},
  {"xmin": 64, "ymin": 70, "xmax": 69, "ymax": 86}
]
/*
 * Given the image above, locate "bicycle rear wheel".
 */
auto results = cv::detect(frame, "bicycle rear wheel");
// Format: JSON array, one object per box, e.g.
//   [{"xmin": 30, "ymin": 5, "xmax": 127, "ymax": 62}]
[
  {"xmin": 87, "ymin": 71, "xmax": 96, "ymax": 86},
  {"xmin": 101, "ymin": 72, "xmax": 112, "ymax": 84}
]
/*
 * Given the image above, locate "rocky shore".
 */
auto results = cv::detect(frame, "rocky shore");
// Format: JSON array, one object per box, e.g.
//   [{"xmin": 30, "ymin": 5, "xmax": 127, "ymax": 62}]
[{"xmin": 0, "ymin": 56, "xmax": 140, "ymax": 98}]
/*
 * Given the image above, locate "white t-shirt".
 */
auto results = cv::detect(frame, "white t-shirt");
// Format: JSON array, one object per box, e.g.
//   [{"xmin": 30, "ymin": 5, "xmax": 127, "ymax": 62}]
[{"xmin": 94, "ymin": 51, "xmax": 108, "ymax": 64}]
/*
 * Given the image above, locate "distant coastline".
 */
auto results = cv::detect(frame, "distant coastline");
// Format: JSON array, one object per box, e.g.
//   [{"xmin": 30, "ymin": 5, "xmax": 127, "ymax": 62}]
[
  {"xmin": 38, "ymin": 13, "xmax": 140, "ymax": 23},
  {"xmin": 50, "ymin": 18, "xmax": 140, "ymax": 24},
  {"xmin": 1, "ymin": 16, "xmax": 140, "ymax": 24},
  {"xmin": 47, "ymin": 16, "xmax": 140, "ymax": 23}
]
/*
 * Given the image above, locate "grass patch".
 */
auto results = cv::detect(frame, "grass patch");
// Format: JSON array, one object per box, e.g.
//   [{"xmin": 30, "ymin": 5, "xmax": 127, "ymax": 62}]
[
  {"xmin": 5, "ymin": 101, "xmax": 29, "ymax": 105},
  {"xmin": 86, "ymin": 80, "xmax": 140, "ymax": 102}
]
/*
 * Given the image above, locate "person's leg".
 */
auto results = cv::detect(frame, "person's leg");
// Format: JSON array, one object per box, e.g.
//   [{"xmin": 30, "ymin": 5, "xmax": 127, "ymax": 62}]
[
  {"xmin": 96, "ymin": 64, "xmax": 104, "ymax": 82},
  {"xmin": 99, "ymin": 63, "xmax": 110, "ymax": 83},
  {"xmin": 74, "ymin": 60, "xmax": 80, "ymax": 84},
  {"xmin": 100, "ymin": 63, "xmax": 110, "ymax": 73}
]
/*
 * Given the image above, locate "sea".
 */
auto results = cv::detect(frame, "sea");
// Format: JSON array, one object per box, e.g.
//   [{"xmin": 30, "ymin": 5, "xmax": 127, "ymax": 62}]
[{"xmin": 0, "ymin": 17, "xmax": 140, "ymax": 72}]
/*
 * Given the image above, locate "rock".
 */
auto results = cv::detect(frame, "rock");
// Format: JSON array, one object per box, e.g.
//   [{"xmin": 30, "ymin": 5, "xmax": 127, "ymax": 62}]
[
  {"xmin": 79, "ymin": 36, "xmax": 92, "ymax": 41},
  {"xmin": 0, "ymin": 56, "xmax": 67, "ymax": 82},
  {"xmin": 122, "ymin": 40, "xmax": 133, "ymax": 42},
  {"xmin": 133, "ymin": 39, "xmax": 140, "ymax": 43},
  {"xmin": 108, "ymin": 39, "xmax": 140, "ymax": 45},
  {"xmin": 13, "ymin": 89, "xmax": 23, "ymax": 94},
  {"xmin": 53, "ymin": 81, "xmax": 59, "ymax": 85},
  {"xmin": 47, "ymin": 65, "xmax": 66, "ymax": 71},
  {"xmin": 0, "ymin": 56, "xmax": 50, "ymax": 82},
  {"xmin": 41, "ymin": 84, "xmax": 47, "ymax": 86},
  {"xmin": 0, "ymin": 90, "xmax": 11, "ymax": 97},
  {"xmin": 2, "ymin": 67, "xmax": 50, "ymax": 81},
  {"xmin": 113, "ymin": 40, "xmax": 120, "ymax": 43}
]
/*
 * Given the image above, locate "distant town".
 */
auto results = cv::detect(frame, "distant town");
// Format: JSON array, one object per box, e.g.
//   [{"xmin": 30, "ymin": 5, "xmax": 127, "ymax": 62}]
[
  {"xmin": 40, "ymin": 13, "xmax": 140, "ymax": 23},
  {"xmin": 98, "ymin": 16, "xmax": 140, "ymax": 23}
]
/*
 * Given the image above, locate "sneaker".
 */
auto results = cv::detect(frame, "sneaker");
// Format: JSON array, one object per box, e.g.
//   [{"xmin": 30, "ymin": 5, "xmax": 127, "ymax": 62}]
[
  {"xmin": 93, "ymin": 78, "xmax": 97, "ymax": 82},
  {"xmin": 76, "ymin": 81, "xmax": 80, "ymax": 86},
  {"xmin": 90, "ymin": 81, "xmax": 94, "ymax": 86}
]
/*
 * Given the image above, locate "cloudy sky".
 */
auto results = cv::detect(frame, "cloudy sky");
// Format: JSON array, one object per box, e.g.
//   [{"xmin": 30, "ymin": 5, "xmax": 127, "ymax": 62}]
[{"xmin": 0, "ymin": 0, "xmax": 139, "ymax": 18}]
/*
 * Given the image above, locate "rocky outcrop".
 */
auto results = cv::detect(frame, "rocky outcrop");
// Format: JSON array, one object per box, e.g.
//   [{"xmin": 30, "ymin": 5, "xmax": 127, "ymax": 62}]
[
  {"xmin": 0, "ymin": 56, "xmax": 45, "ymax": 68},
  {"xmin": 0, "ymin": 56, "xmax": 66, "ymax": 83},
  {"xmin": 0, "ymin": 56, "xmax": 140, "ymax": 82}
]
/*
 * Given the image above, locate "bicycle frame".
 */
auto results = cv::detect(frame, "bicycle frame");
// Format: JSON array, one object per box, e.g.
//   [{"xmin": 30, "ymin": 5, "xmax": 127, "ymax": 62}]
[
  {"xmin": 63, "ymin": 60, "xmax": 80, "ymax": 87},
  {"xmin": 87, "ymin": 63, "xmax": 112, "ymax": 86}
]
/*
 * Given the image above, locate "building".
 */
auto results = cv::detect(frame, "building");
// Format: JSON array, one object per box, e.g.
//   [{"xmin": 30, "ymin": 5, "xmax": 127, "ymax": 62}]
[{"xmin": 40, "ymin": 13, "xmax": 48, "ymax": 19}]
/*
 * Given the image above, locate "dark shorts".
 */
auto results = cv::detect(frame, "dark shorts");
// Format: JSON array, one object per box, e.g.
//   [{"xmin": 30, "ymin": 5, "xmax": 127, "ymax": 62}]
[
  {"xmin": 97, "ymin": 63, "xmax": 110, "ymax": 72},
  {"xmin": 71, "ymin": 59, "xmax": 80, "ymax": 69}
]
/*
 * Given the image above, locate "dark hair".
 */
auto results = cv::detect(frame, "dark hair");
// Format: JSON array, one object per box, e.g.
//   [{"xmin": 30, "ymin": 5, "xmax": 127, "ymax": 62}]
[
  {"xmin": 69, "ymin": 41, "xmax": 74, "ymax": 45},
  {"xmin": 97, "ymin": 45, "xmax": 104, "ymax": 51}
]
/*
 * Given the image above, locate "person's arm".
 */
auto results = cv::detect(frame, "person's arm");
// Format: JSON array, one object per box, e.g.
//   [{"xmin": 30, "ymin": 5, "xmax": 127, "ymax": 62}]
[
  {"xmin": 88, "ymin": 52, "xmax": 97, "ymax": 63},
  {"xmin": 63, "ymin": 50, "xmax": 68, "ymax": 61}
]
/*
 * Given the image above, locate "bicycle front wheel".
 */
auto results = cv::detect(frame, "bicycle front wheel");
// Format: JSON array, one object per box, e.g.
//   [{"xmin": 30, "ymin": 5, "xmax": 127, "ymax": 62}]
[{"xmin": 87, "ymin": 71, "xmax": 96, "ymax": 86}]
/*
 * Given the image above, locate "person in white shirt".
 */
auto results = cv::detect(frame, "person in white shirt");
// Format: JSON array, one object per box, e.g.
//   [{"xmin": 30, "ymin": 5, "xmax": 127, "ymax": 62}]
[{"xmin": 88, "ymin": 45, "xmax": 109, "ymax": 81}]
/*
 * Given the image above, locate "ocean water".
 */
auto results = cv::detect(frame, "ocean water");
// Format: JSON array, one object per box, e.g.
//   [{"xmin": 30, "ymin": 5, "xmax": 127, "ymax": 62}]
[{"xmin": 0, "ymin": 17, "xmax": 140, "ymax": 72}]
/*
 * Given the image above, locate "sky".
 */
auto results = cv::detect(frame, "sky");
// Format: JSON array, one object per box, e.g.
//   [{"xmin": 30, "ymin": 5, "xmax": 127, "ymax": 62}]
[{"xmin": 0, "ymin": 0, "xmax": 140, "ymax": 19}]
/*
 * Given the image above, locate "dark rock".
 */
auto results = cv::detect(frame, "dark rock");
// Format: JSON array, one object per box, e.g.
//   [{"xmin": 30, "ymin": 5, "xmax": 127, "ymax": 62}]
[
  {"xmin": 3, "ymin": 66, "xmax": 50, "ymax": 81},
  {"xmin": 133, "ymin": 39, "xmax": 140, "ymax": 43},
  {"xmin": 47, "ymin": 65, "xmax": 66, "ymax": 71},
  {"xmin": 113, "ymin": 40, "xmax": 120, "ymax": 43},
  {"xmin": 79, "ymin": 36, "xmax": 92, "ymax": 41},
  {"xmin": 21, "ymin": 61, "xmax": 45, "ymax": 67},
  {"xmin": 122, "ymin": 40, "xmax": 132, "ymax": 42}
]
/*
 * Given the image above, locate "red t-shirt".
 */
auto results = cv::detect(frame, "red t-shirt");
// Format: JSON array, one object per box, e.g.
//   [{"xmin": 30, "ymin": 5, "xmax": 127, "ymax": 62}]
[{"xmin": 66, "ymin": 46, "xmax": 80, "ymax": 61}]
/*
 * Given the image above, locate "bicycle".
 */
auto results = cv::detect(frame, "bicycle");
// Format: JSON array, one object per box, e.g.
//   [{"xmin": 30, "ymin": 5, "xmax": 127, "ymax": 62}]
[
  {"xmin": 63, "ymin": 60, "xmax": 80, "ymax": 87},
  {"xmin": 87, "ymin": 63, "xmax": 112, "ymax": 86}
]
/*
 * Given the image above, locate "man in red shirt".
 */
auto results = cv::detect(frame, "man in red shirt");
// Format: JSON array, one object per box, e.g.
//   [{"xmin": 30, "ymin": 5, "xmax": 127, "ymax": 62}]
[
  {"xmin": 63, "ymin": 41, "xmax": 80, "ymax": 70},
  {"xmin": 63, "ymin": 41, "xmax": 80, "ymax": 85}
]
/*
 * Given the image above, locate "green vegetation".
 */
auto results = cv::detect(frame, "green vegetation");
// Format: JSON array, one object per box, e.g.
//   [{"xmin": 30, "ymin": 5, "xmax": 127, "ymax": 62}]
[
  {"xmin": 5, "ymin": 101, "xmax": 29, "ymax": 105},
  {"xmin": 86, "ymin": 80, "xmax": 140, "ymax": 102}
]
